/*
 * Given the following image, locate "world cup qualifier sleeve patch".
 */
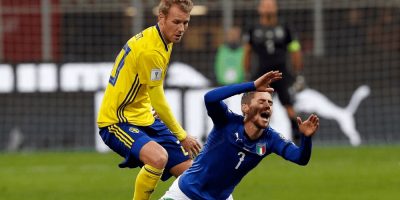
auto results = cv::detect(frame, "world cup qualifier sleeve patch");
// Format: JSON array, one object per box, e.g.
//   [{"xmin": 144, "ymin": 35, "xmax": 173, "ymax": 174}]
[{"xmin": 151, "ymin": 68, "xmax": 162, "ymax": 81}]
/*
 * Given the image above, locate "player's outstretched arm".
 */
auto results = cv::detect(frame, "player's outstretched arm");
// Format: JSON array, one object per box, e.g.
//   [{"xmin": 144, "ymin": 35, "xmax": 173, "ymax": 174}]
[
  {"xmin": 148, "ymin": 85, "xmax": 202, "ymax": 157},
  {"xmin": 297, "ymin": 114, "xmax": 319, "ymax": 137},
  {"xmin": 153, "ymin": 110, "xmax": 201, "ymax": 157},
  {"xmin": 272, "ymin": 114, "xmax": 319, "ymax": 166},
  {"xmin": 254, "ymin": 70, "xmax": 282, "ymax": 92}
]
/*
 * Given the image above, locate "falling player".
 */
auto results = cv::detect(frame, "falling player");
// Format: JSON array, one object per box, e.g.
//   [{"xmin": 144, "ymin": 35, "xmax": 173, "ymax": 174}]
[{"xmin": 161, "ymin": 71, "xmax": 319, "ymax": 200}]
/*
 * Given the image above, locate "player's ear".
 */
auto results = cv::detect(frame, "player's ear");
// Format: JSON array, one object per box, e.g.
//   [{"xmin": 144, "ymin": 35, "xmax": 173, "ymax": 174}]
[
  {"xmin": 158, "ymin": 12, "xmax": 165, "ymax": 23},
  {"xmin": 241, "ymin": 104, "xmax": 249, "ymax": 115}
]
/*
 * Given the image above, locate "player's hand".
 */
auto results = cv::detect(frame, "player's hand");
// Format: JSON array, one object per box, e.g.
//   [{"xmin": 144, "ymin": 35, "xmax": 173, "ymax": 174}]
[
  {"xmin": 297, "ymin": 114, "xmax": 319, "ymax": 137},
  {"xmin": 181, "ymin": 135, "xmax": 202, "ymax": 159},
  {"xmin": 254, "ymin": 70, "xmax": 282, "ymax": 92},
  {"xmin": 152, "ymin": 109, "xmax": 159, "ymax": 119}
]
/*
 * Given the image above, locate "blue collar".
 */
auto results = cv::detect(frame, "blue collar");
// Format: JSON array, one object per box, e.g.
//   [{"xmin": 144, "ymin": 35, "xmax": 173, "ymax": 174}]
[{"xmin": 155, "ymin": 23, "xmax": 169, "ymax": 51}]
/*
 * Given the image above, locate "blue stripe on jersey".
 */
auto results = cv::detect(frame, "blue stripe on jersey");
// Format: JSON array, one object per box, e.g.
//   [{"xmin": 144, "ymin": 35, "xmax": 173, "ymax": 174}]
[
  {"xmin": 120, "ymin": 83, "xmax": 142, "ymax": 123},
  {"xmin": 117, "ymin": 74, "xmax": 140, "ymax": 122},
  {"xmin": 109, "ymin": 44, "xmax": 131, "ymax": 86}
]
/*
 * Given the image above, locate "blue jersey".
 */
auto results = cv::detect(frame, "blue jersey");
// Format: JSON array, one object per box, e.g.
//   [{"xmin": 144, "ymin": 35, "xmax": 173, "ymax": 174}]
[{"xmin": 178, "ymin": 82, "xmax": 312, "ymax": 200}]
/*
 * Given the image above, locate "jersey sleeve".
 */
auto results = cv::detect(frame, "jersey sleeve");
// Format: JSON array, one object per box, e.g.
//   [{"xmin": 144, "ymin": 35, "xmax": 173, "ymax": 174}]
[
  {"xmin": 148, "ymin": 84, "xmax": 187, "ymax": 141},
  {"xmin": 137, "ymin": 50, "xmax": 166, "ymax": 86},
  {"xmin": 204, "ymin": 82, "xmax": 255, "ymax": 125},
  {"xmin": 269, "ymin": 129, "xmax": 312, "ymax": 166}
]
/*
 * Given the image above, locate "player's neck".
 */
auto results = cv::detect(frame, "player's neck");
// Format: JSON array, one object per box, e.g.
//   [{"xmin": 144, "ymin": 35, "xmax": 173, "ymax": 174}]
[
  {"xmin": 157, "ymin": 22, "xmax": 171, "ymax": 44},
  {"xmin": 243, "ymin": 123, "xmax": 264, "ymax": 140}
]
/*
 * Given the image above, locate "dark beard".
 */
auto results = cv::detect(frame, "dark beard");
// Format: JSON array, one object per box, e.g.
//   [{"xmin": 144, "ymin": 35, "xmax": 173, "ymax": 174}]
[{"xmin": 246, "ymin": 107, "xmax": 267, "ymax": 129}]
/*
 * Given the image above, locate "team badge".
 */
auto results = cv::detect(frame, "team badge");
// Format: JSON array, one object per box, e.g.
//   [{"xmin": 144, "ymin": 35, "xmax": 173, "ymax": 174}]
[
  {"xmin": 129, "ymin": 127, "xmax": 139, "ymax": 133},
  {"xmin": 256, "ymin": 143, "xmax": 266, "ymax": 156}
]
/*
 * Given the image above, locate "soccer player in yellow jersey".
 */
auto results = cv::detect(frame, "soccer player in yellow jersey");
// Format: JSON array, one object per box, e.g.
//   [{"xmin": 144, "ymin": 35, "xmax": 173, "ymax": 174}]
[{"xmin": 97, "ymin": 1, "xmax": 201, "ymax": 199}]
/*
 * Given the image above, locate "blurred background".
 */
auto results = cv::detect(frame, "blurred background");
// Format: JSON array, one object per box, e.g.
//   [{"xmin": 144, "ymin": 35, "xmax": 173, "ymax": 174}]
[{"xmin": 0, "ymin": 0, "xmax": 399, "ymax": 151}]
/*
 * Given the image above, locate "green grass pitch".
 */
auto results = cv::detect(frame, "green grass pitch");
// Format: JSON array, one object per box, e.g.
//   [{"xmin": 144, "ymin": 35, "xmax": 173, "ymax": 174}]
[{"xmin": 1, "ymin": 146, "xmax": 399, "ymax": 200}]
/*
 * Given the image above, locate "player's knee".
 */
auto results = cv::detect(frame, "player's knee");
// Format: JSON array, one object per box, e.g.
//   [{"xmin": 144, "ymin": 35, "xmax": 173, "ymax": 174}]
[
  {"xmin": 140, "ymin": 142, "xmax": 168, "ymax": 168},
  {"xmin": 151, "ymin": 149, "xmax": 168, "ymax": 168}
]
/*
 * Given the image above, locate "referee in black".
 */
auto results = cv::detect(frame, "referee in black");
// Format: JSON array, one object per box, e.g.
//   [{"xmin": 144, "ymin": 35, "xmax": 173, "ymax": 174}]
[{"xmin": 243, "ymin": 0, "xmax": 304, "ymax": 144}]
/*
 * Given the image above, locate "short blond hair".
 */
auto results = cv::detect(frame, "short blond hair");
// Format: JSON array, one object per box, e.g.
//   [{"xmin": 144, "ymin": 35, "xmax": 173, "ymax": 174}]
[{"xmin": 158, "ymin": 0, "xmax": 193, "ymax": 15}]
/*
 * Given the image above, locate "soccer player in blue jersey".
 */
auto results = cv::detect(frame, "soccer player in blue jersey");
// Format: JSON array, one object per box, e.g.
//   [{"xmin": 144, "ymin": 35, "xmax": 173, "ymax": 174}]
[
  {"xmin": 161, "ymin": 71, "xmax": 319, "ymax": 200},
  {"xmin": 97, "ymin": 1, "xmax": 201, "ymax": 200}
]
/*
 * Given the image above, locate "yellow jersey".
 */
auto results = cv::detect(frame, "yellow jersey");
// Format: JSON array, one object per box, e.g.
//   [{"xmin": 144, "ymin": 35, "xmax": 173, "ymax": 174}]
[{"xmin": 97, "ymin": 24, "xmax": 187, "ymax": 140}]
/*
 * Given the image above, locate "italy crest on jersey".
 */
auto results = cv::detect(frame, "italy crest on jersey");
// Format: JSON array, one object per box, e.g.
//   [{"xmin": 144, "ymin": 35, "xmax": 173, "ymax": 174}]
[{"xmin": 256, "ymin": 143, "xmax": 266, "ymax": 156}]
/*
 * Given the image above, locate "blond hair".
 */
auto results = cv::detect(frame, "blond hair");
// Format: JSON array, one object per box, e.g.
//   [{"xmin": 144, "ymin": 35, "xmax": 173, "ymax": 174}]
[{"xmin": 158, "ymin": 0, "xmax": 193, "ymax": 15}]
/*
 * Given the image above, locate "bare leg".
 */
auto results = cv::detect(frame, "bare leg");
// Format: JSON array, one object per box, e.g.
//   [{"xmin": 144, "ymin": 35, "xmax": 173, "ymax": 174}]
[
  {"xmin": 134, "ymin": 141, "xmax": 168, "ymax": 200},
  {"xmin": 170, "ymin": 159, "xmax": 193, "ymax": 177}
]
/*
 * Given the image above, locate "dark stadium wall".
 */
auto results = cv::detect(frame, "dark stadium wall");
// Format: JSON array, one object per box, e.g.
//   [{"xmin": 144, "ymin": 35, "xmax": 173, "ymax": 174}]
[{"xmin": 0, "ymin": 62, "xmax": 399, "ymax": 151}]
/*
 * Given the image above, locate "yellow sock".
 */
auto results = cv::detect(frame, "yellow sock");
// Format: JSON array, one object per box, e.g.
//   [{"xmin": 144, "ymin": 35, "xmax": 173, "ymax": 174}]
[{"xmin": 133, "ymin": 164, "xmax": 164, "ymax": 200}]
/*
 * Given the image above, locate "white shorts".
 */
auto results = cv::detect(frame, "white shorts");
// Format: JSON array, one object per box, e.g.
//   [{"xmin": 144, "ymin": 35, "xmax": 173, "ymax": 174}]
[{"xmin": 160, "ymin": 176, "xmax": 233, "ymax": 200}]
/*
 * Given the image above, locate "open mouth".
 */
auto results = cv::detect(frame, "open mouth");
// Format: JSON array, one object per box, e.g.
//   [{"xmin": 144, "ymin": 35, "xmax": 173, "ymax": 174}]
[{"xmin": 260, "ymin": 112, "xmax": 270, "ymax": 119}]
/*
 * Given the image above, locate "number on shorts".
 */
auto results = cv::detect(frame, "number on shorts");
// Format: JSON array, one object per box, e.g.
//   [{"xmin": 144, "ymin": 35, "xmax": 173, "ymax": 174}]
[{"xmin": 180, "ymin": 146, "xmax": 189, "ymax": 156}]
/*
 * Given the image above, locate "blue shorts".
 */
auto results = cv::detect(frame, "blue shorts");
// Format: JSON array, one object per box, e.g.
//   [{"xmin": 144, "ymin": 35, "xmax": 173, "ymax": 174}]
[{"xmin": 99, "ymin": 119, "xmax": 190, "ymax": 181}]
